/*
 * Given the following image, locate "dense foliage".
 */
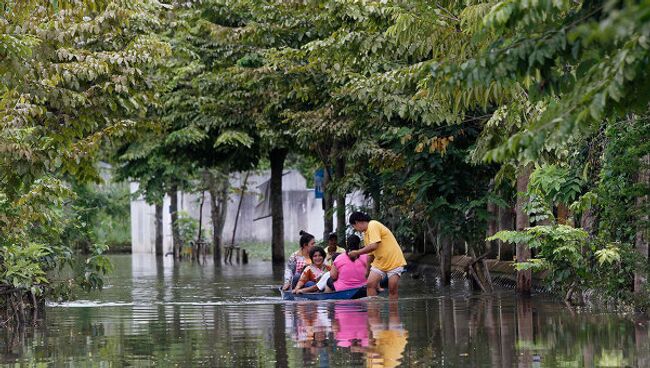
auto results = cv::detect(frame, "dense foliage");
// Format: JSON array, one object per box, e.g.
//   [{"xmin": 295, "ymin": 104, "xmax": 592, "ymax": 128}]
[
  {"xmin": 1, "ymin": 0, "xmax": 648, "ymax": 324},
  {"xmin": 0, "ymin": 0, "xmax": 169, "ymax": 324}
]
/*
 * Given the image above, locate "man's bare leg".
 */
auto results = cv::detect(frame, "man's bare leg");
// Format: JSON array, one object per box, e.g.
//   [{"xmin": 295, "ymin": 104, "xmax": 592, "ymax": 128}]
[
  {"xmin": 388, "ymin": 274, "xmax": 400, "ymax": 299},
  {"xmin": 367, "ymin": 271, "xmax": 383, "ymax": 297}
]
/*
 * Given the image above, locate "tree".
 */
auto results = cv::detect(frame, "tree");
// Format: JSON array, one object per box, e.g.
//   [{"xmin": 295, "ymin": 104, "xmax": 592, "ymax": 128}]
[
  {"xmin": 0, "ymin": 0, "xmax": 169, "ymax": 324},
  {"xmin": 114, "ymin": 132, "xmax": 195, "ymax": 259},
  {"xmin": 163, "ymin": 0, "xmax": 336, "ymax": 263}
]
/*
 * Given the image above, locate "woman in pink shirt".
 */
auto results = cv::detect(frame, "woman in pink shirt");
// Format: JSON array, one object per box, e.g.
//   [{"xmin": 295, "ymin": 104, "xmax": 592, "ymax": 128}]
[
  {"xmin": 303, "ymin": 235, "xmax": 369, "ymax": 294},
  {"xmin": 327, "ymin": 235, "xmax": 368, "ymax": 291}
]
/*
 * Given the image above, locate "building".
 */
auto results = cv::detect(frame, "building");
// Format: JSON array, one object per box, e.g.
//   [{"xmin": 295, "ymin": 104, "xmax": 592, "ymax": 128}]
[{"xmin": 130, "ymin": 170, "xmax": 367, "ymax": 254}]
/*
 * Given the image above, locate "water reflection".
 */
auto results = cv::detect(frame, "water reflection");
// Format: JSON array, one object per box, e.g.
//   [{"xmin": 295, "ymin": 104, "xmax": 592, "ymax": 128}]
[
  {"xmin": 283, "ymin": 300, "xmax": 407, "ymax": 367},
  {"xmin": 366, "ymin": 302, "xmax": 408, "ymax": 368},
  {"xmin": 1, "ymin": 255, "xmax": 649, "ymax": 367}
]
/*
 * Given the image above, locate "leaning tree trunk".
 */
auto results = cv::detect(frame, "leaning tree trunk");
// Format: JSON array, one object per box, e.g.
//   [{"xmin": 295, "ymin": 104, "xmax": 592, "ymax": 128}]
[
  {"xmin": 168, "ymin": 186, "xmax": 181, "ymax": 260},
  {"xmin": 229, "ymin": 172, "xmax": 249, "ymax": 256},
  {"xmin": 634, "ymin": 153, "xmax": 650, "ymax": 293},
  {"xmin": 155, "ymin": 202, "xmax": 164, "ymax": 256},
  {"xmin": 207, "ymin": 170, "xmax": 229, "ymax": 265},
  {"xmin": 270, "ymin": 148, "xmax": 287, "ymax": 264},
  {"xmin": 335, "ymin": 155, "xmax": 346, "ymax": 241},
  {"xmin": 515, "ymin": 165, "xmax": 533, "ymax": 294},
  {"xmin": 322, "ymin": 163, "xmax": 334, "ymax": 240}
]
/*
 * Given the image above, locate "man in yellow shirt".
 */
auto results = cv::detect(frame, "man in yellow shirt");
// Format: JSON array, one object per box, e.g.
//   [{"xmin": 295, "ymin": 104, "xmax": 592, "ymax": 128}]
[{"xmin": 347, "ymin": 212, "xmax": 407, "ymax": 299}]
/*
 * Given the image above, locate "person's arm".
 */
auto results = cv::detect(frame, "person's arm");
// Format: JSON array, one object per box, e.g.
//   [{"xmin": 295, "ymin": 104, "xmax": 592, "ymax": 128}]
[
  {"xmin": 349, "ymin": 242, "xmax": 378, "ymax": 258},
  {"xmin": 296, "ymin": 284, "xmax": 319, "ymax": 294},
  {"xmin": 293, "ymin": 280, "xmax": 305, "ymax": 293},
  {"xmin": 292, "ymin": 268, "xmax": 310, "ymax": 293},
  {"xmin": 329, "ymin": 263, "xmax": 339, "ymax": 281},
  {"xmin": 282, "ymin": 254, "xmax": 296, "ymax": 290},
  {"xmin": 365, "ymin": 254, "xmax": 374, "ymax": 278}
]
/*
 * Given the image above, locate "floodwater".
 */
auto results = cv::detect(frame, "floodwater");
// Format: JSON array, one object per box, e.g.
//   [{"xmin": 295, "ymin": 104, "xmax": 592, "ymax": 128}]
[{"xmin": 1, "ymin": 254, "xmax": 649, "ymax": 367}]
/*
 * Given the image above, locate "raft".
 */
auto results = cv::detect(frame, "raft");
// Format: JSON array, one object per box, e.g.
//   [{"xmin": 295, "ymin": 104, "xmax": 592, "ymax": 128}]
[{"xmin": 279, "ymin": 286, "xmax": 367, "ymax": 301}]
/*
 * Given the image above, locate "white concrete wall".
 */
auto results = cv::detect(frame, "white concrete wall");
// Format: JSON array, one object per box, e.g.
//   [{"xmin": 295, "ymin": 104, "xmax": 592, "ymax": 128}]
[
  {"xmin": 130, "ymin": 182, "xmax": 156, "ymax": 254},
  {"xmin": 130, "ymin": 170, "xmax": 369, "ymax": 254}
]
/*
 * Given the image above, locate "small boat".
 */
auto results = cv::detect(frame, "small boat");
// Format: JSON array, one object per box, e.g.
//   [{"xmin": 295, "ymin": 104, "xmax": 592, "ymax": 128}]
[{"xmin": 279, "ymin": 286, "xmax": 367, "ymax": 301}]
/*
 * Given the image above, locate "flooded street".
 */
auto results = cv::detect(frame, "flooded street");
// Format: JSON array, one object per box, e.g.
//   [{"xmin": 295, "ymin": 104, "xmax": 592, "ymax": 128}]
[{"xmin": 2, "ymin": 254, "xmax": 649, "ymax": 367}]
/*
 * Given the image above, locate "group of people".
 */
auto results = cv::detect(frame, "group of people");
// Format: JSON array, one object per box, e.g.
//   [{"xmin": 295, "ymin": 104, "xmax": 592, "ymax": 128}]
[{"xmin": 281, "ymin": 212, "xmax": 407, "ymax": 299}]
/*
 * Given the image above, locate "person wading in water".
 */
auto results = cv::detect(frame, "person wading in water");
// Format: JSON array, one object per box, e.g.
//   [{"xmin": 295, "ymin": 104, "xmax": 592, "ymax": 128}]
[{"xmin": 347, "ymin": 212, "xmax": 406, "ymax": 299}]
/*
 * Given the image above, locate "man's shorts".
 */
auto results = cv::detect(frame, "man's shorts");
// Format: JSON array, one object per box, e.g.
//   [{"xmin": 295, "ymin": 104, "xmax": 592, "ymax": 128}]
[{"xmin": 370, "ymin": 266, "xmax": 405, "ymax": 279}]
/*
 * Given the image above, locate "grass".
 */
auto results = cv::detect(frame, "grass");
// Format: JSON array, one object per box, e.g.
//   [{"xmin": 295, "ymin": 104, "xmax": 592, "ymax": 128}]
[{"xmin": 239, "ymin": 241, "xmax": 300, "ymax": 261}]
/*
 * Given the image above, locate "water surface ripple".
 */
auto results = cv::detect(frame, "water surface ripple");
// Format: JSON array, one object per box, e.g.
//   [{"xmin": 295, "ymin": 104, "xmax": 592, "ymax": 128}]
[{"xmin": 2, "ymin": 254, "xmax": 649, "ymax": 367}]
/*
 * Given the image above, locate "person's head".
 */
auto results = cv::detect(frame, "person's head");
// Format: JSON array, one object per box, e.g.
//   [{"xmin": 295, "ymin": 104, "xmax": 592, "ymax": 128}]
[
  {"xmin": 309, "ymin": 246, "xmax": 326, "ymax": 266},
  {"xmin": 348, "ymin": 211, "xmax": 371, "ymax": 232},
  {"xmin": 327, "ymin": 233, "xmax": 338, "ymax": 247},
  {"xmin": 346, "ymin": 235, "xmax": 361, "ymax": 261},
  {"xmin": 346, "ymin": 235, "xmax": 361, "ymax": 252},
  {"xmin": 299, "ymin": 230, "xmax": 315, "ymax": 250}
]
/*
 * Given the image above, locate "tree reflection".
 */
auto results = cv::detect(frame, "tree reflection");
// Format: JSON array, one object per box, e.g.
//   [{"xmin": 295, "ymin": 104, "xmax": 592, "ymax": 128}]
[
  {"xmin": 516, "ymin": 297, "xmax": 534, "ymax": 368},
  {"xmin": 3, "ymin": 256, "xmax": 650, "ymax": 367}
]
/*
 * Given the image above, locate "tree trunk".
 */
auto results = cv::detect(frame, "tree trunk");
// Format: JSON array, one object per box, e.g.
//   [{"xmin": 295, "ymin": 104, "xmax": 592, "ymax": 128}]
[
  {"xmin": 207, "ymin": 170, "xmax": 229, "ymax": 265},
  {"xmin": 498, "ymin": 203, "xmax": 515, "ymax": 260},
  {"xmin": 424, "ymin": 223, "xmax": 436, "ymax": 257},
  {"xmin": 580, "ymin": 206, "xmax": 598, "ymax": 258},
  {"xmin": 168, "ymin": 186, "xmax": 181, "ymax": 260},
  {"xmin": 197, "ymin": 191, "xmax": 204, "ymax": 243},
  {"xmin": 440, "ymin": 231, "xmax": 452, "ymax": 286},
  {"xmin": 486, "ymin": 181, "xmax": 498, "ymax": 258},
  {"xmin": 515, "ymin": 165, "xmax": 533, "ymax": 294},
  {"xmin": 556, "ymin": 203, "xmax": 570, "ymax": 225},
  {"xmin": 636, "ymin": 318, "xmax": 650, "ymax": 368},
  {"xmin": 580, "ymin": 207, "xmax": 597, "ymax": 237},
  {"xmin": 634, "ymin": 153, "xmax": 650, "ymax": 293},
  {"xmin": 322, "ymin": 164, "xmax": 333, "ymax": 240},
  {"xmin": 155, "ymin": 202, "xmax": 163, "ymax": 256},
  {"xmin": 335, "ymin": 155, "xmax": 346, "ymax": 241},
  {"xmin": 270, "ymin": 148, "xmax": 287, "ymax": 264},
  {"xmin": 230, "ymin": 172, "xmax": 249, "ymax": 247},
  {"xmin": 370, "ymin": 182, "xmax": 381, "ymax": 216}
]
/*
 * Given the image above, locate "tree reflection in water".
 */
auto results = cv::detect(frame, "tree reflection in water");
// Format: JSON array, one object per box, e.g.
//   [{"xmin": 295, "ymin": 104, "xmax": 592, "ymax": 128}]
[
  {"xmin": 281, "ymin": 295, "xmax": 650, "ymax": 367},
  {"xmin": 1, "ymin": 256, "xmax": 649, "ymax": 366}
]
